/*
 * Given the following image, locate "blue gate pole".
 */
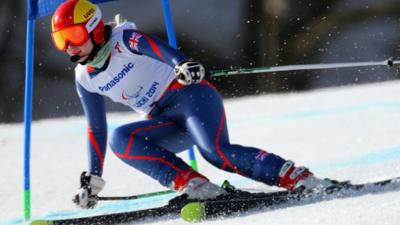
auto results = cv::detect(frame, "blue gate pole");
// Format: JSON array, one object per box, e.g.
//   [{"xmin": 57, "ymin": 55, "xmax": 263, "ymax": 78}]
[
  {"xmin": 161, "ymin": 0, "xmax": 177, "ymax": 48},
  {"xmin": 23, "ymin": 18, "xmax": 35, "ymax": 221},
  {"xmin": 160, "ymin": 0, "xmax": 198, "ymax": 171}
]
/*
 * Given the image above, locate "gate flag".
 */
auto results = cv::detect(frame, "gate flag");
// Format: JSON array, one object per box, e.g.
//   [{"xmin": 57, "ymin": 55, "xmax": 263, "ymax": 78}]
[{"xmin": 28, "ymin": 0, "xmax": 116, "ymax": 19}]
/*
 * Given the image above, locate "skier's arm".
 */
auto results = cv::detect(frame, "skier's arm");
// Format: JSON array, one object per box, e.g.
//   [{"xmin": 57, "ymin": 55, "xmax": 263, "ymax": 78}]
[
  {"xmin": 123, "ymin": 29, "xmax": 206, "ymax": 85},
  {"xmin": 123, "ymin": 29, "xmax": 188, "ymax": 67},
  {"xmin": 76, "ymin": 81, "xmax": 107, "ymax": 177}
]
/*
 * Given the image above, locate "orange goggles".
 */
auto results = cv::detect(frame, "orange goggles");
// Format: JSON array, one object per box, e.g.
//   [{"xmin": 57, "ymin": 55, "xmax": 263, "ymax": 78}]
[{"xmin": 51, "ymin": 24, "xmax": 90, "ymax": 51}]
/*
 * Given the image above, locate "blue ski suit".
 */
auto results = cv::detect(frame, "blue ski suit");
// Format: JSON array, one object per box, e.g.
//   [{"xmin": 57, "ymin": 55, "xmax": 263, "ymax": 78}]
[{"xmin": 75, "ymin": 22, "xmax": 287, "ymax": 190}]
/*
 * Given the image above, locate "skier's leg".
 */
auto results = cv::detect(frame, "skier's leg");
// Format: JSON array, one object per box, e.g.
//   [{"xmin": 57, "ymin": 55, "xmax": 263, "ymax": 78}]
[
  {"xmin": 176, "ymin": 83, "xmax": 307, "ymax": 188},
  {"xmin": 109, "ymin": 117, "xmax": 202, "ymax": 189},
  {"xmin": 110, "ymin": 116, "xmax": 226, "ymax": 197}
]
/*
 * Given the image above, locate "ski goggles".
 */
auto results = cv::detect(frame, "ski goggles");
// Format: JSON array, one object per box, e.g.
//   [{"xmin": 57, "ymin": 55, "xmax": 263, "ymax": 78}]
[
  {"xmin": 51, "ymin": 6, "xmax": 102, "ymax": 51},
  {"xmin": 51, "ymin": 24, "xmax": 90, "ymax": 51}
]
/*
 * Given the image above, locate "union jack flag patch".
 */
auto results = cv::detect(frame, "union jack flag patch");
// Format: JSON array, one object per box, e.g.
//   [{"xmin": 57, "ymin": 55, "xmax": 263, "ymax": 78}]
[{"xmin": 129, "ymin": 32, "xmax": 142, "ymax": 51}]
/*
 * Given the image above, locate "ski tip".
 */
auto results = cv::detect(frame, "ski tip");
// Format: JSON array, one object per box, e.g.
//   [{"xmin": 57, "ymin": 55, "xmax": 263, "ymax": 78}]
[
  {"xmin": 29, "ymin": 220, "xmax": 53, "ymax": 225},
  {"xmin": 181, "ymin": 202, "xmax": 205, "ymax": 222}
]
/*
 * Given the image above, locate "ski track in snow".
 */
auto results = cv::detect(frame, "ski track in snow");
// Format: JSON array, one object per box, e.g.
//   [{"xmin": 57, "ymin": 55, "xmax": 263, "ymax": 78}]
[{"xmin": 1, "ymin": 80, "xmax": 400, "ymax": 225}]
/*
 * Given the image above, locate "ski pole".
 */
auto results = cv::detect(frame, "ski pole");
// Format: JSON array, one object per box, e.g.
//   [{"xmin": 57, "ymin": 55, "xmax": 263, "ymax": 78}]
[
  {"xmin": 209, "ymin": 58, "xmax": 399, "ymax": 77},
  {"xmin": 96, "ymin": 190, "xmax": 175, "ymax": 201}
]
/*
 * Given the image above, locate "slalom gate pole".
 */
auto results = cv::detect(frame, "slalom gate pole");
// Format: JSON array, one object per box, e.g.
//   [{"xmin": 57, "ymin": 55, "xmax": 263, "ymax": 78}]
[
  {"xmin": 161, "ymin": 0, "xmax": 198, "ymax": 171},
  {"xmin": 210, "ymin": 58, "xmax": 399, "ymax": 77},
  {"xmin": 23, "ymin": 17, "xmax": 35, "ymax": 222}
]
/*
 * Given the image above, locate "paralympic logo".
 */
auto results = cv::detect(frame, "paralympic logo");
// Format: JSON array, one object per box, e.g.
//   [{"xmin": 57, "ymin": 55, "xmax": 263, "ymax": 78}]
[
  {"xmin": 122, "ymin": 81, "xmax": 160, "ymax": 108},
  {"xmin": 122, "ymin": 86, "xmax": 143, "ymax": 100}
]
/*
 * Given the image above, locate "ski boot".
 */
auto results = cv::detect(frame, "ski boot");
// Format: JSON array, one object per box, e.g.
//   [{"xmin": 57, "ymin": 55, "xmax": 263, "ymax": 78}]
[{"xmin": 278, "ymin": 161, "xmax": 337, "ymax": 193}]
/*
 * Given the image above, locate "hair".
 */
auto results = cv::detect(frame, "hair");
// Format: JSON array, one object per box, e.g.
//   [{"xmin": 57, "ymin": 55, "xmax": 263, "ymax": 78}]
[{"xmin": 107, "ymin": 14, "xmax": 127, "ymax": 28}]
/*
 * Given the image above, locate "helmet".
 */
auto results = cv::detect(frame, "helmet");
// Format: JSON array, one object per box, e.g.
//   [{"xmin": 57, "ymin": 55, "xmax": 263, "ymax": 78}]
[{"xmin": 51, "ymin": 0, "xmax": 105, "ymax": 51}]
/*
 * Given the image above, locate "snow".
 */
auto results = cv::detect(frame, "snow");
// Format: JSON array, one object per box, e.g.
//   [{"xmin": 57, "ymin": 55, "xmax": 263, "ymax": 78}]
[{"xmin": 1, "ymin": 80, "xmax": 400, "ymax": 225}]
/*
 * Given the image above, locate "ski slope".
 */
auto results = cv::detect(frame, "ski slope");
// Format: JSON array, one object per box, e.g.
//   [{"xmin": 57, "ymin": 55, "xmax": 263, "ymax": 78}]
[{"xmin": 1, "ymin": 80, "xmax": 400, "ymax": 225}]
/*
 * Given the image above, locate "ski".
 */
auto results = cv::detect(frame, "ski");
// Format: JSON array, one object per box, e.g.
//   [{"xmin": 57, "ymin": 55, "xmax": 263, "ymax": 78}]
[
  {"xmin": 181, "ymin": 176, "xmax": 400, "ymax": 222},
  {"xmin": 29, "ymin": 176, "xmax": 400, "ymax": 225},
  {"xmin": 29, "ymin": 200, "xmax": 184, "ymax": 225}
]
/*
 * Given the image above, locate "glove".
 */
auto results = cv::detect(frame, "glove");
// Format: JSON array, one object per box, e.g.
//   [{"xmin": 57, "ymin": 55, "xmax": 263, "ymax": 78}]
[
  {"xmin": 72, "ymin": 171, "xmax": 105, "ymax": 209},
  {"xmin": 174, "ymin": 61, "xmax": 205, "ymax": 85}
]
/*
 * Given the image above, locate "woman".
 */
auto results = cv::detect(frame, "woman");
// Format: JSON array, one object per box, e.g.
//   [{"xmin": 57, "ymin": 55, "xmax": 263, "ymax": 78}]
[{"xmin": 51, "ymin": 0, "xmax": 333, "ymax": 209}]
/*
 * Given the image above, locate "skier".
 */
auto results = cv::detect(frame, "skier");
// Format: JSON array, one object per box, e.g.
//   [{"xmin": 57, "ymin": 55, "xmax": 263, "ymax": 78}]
[{"xmin": 51, "ymin": 0, "xmax": 334, "ymax": 209}]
